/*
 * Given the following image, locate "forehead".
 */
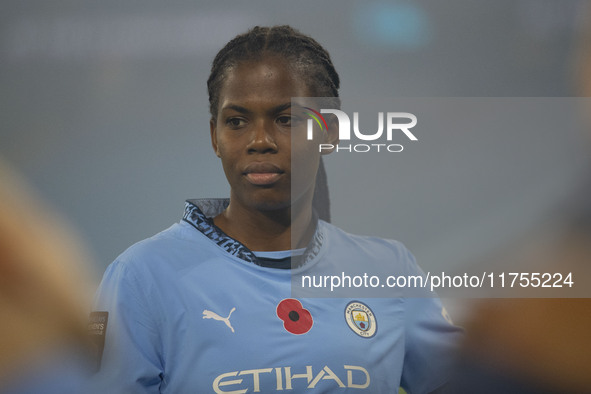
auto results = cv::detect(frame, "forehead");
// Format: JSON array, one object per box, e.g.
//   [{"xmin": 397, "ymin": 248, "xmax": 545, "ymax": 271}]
[{"xmin": 218, "ymin": 56, "xmax": 312, "ymax": 109}]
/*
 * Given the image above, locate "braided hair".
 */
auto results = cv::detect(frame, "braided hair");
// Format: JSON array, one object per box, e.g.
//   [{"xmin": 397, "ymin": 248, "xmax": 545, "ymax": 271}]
[{"xmin": 207, "ymin": 25, "xmax": 339, "ymax": 222}]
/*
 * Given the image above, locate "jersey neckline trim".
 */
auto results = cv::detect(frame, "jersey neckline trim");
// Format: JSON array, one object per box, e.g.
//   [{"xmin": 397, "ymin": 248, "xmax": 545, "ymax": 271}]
[{"xmin": 182, "ymin": 199, "xmax": 324, "ymax": 269}]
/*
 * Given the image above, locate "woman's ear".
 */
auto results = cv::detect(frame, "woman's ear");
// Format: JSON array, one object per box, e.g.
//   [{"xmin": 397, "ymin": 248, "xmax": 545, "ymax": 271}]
[{"xmin": 210, "ymin": 118, "xmax": 221, "ymax": 158}]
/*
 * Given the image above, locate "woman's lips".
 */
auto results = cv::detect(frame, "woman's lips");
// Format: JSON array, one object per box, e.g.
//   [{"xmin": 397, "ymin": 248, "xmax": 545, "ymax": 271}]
[
  {"xmin": 245, "ymin": 172, "xmax": 282, "ymax": 185},
  {"xmin": 243, "ymin": 162, "xmax": 283, "ymax": 185}
]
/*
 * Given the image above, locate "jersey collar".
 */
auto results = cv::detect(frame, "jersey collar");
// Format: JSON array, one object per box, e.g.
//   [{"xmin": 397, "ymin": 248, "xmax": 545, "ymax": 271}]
[{"xmin": 182, "ymin": 199, "xmax": 324, "ymax": 269}]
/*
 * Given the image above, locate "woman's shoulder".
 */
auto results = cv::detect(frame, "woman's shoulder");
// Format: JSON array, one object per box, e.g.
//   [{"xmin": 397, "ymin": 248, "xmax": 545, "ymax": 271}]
[{"xmin": 106, "ymin": 221, "xmax": 218, "ymax": 276}]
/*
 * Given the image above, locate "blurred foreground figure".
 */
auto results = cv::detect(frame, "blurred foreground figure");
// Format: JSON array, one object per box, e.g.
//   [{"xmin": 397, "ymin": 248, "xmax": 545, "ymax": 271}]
[
  {"xmin": 451, "ymin": 13, "xmax": 591, "ymax": 393},
  {"xmin": 0, "ymin": 159, "xmax": 94, "ymax": 393},
  {"xmin": 451, "ymin": 139, "xmax": 591, "ymax": 394},
  {"xmin": 456, "ymin": 297, "xmax": 591, "ymax": 393},
  {"xmin": 453, "ymin": 230, "xmax": 591, "ymax": 393}
]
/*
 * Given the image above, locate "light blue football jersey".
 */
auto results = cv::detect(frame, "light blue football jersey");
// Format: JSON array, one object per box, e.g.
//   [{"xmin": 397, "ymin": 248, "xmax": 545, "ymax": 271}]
[{"xmin": 93, "ymin": 199, "xmax": 462, "ymax": 393}]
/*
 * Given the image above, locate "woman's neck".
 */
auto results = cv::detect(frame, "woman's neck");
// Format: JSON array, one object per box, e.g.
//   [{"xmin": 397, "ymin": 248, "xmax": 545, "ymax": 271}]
[{"xmin": 213, "ymin": 199, "xmax": 316, "ymax": 252}]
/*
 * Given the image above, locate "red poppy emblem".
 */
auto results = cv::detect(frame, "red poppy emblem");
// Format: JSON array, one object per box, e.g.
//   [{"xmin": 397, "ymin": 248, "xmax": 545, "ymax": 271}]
[{"xmin": 276, "ymin": 298, "xmax": 313, "ymax": 335}]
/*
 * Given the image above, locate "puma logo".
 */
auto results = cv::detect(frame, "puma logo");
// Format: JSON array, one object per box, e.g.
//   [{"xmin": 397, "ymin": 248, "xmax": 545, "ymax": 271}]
[{"xmin": 203, "ymin": 307, "xmax": 236, "ymax": 333}]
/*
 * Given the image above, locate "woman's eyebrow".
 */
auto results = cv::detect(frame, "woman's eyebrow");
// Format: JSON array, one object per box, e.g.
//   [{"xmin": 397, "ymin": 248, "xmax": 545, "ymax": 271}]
[
  {"xmin": 221, "ymin": 104, "xmax": 250, "ymax": 114},
  {"xmin": 221, "ymin": 103, "xmax": 293, "ymax": 115},
  {"xmin": 268, "ymin": 103, "xmax": 292, "ymax": 115}
]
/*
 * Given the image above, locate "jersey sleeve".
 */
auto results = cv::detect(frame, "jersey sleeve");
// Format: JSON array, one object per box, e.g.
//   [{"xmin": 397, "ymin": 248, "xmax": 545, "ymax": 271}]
[
  {"xmin": 91, "ymin": 257, "xmax": 165, "ymax": 393},
  {"xmin": 399, "ymin": 249, "xmax": 464, "ymax": 394}
]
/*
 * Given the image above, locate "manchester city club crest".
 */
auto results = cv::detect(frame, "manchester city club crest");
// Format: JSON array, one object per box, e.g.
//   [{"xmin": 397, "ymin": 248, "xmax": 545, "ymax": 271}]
[
  {"xmin": 352, "ymin": 310, "xmax": 370, "ymax": 331},
  {"xmin": 345, "ymin": 301, "xmax": 377, "ymax": 338}
]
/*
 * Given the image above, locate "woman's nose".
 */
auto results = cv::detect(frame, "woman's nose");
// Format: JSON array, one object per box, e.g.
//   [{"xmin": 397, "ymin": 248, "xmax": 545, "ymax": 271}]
[{"xmin": 247, "ymin": 121, "xmax": 278, "ymax": 153}]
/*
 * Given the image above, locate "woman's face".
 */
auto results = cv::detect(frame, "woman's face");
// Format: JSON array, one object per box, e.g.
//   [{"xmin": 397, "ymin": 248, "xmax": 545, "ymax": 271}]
[{"xmin": 210, "ymin": 55, "xmax": 332, "ymax": 214}]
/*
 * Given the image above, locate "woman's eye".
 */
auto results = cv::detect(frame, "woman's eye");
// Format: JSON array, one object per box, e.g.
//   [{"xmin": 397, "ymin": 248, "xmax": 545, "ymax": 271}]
[
  {"xmin": 226, "ymin": 118, "xmax": 246, "ymax": 128},
  {"xmin": 276, "ymin": 116, "xmax": 292, "ymax": 126},
  {"xmin": 278, "ymin": 115, "xmax": 303, "ymax": 127}
]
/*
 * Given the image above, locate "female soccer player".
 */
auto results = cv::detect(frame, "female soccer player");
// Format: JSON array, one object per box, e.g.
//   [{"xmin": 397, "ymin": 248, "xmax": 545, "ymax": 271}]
[{"xmin": 94, "ymin": 26, "xmax": 461, "ymax": 393}]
